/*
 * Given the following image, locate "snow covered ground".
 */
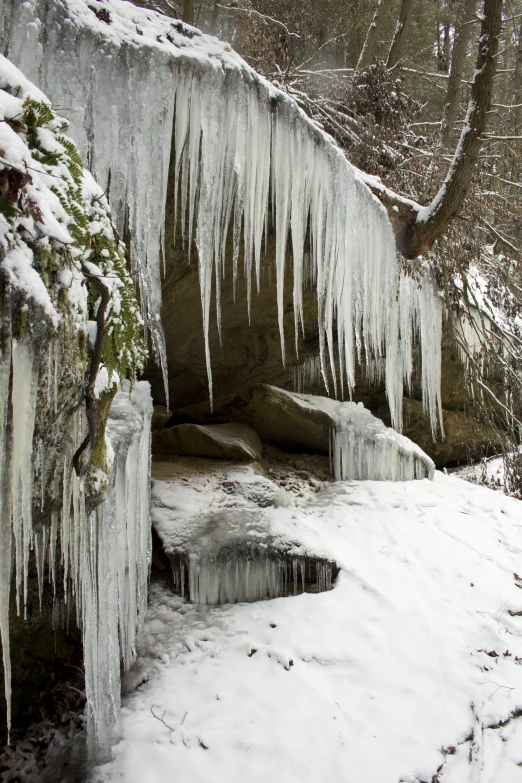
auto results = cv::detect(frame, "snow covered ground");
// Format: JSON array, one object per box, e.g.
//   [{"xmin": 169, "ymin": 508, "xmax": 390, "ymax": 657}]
[{"xmin": 91, "ymin": 460, "xmax": 522, "ymax": 783}]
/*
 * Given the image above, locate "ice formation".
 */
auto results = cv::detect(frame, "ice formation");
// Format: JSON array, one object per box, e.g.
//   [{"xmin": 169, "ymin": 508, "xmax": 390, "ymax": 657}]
[
  {"xmin": 284, "ymin": 389, "xmax": 435, "ymax": 481},
  {"xmin": 292, "ymin": 355, "xmax": 324, "ymax": 394},
  {"xmin": 1, "ymin": 0, "xmax": 444, "ymax": 429},
  {"xmin": 180, "ymin": 555, "xmax": 337, "ymax": 604},
  {"xmin": 0, "ymin": 338, "xmax": 151, "ymax": 755},
  {"xmin": 0, "ymin": 350, "xmax": 152, "ymax": 757}
]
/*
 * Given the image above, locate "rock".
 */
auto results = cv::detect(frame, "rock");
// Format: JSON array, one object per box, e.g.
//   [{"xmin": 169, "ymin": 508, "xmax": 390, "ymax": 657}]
[
  {"xmin": 152, "ymin": 422, "xmax": 263, "ymax": 461},
  {"xmin": 194, "ymin": 384, "xmax": 332, "ymax": 453},
  {"xmin": 401, "ymin": 398, "xmax": 503, "ymax": 467},
  {"xmin": 152, "ymin": 404, "xmax": 172, "ymax": 430}
]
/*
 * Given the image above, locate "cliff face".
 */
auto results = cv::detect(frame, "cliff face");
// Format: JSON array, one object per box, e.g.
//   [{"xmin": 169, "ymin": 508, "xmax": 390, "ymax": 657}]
[{"xmin": 1, "ymin": 0, "xmax": 454, "ymax": 446}]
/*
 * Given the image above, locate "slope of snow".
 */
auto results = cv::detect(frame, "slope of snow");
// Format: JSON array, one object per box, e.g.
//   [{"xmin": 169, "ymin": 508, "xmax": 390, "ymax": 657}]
[{"xmin": 91, "ymin": 465, "xmax": 522, "ymax": 783}]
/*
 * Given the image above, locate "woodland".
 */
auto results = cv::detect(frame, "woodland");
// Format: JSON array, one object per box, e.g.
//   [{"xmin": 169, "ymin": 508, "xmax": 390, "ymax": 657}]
[{"xmin": 0, "ymin": 0, "xmax": 522, "ymax": 781}]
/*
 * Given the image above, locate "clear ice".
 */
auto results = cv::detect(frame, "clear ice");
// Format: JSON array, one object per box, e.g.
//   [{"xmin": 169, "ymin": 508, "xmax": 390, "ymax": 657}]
[{"xmin": 172, "ymin": 555, "xmax": 336, "ymax": 604}]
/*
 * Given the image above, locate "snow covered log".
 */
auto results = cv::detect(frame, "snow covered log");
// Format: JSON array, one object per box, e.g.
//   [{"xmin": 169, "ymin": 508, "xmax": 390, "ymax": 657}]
[
  {"xmin": 1, "ymin": 0, "xmax": 444, "ymax": 434},
  {"xmin": 0, "ymin": 56, "xmax": 150, "ymax": 761}
]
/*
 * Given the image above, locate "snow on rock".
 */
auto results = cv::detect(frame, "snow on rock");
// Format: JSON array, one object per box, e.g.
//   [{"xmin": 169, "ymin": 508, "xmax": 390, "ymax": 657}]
[
  {"xmin": 286, "ymin": 389, "xmax": 435, "ymax": 481},
  {"xmin": 91, "ymin": 468, "xmax": 522, "ymax": 783},
  {"xmin": 152, "ymin": 460, "xmax": 338, "ymax": 605},
  {"xmin": 2, "ymin": 0, "xmax": 443, "ymax": 427}
]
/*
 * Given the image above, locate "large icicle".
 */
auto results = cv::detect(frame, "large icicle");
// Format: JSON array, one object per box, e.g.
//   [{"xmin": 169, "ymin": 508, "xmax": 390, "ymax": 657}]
[
  {"xmin": 2, "ymin": 0, "xmax": 443, "ymax": 429},
  {"xmin": 58, "ymin": 383, "xmax": 152, "ymax": 762}
]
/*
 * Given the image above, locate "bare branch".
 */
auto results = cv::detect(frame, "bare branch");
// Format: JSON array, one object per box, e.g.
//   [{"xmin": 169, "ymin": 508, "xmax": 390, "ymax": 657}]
[{"xmin": 215, "ymin": 4, "xmax": 299, "ymax": 38}]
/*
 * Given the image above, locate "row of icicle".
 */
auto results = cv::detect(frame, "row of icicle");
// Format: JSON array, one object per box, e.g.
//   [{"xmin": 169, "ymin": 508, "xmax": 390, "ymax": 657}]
[
  {"xmin": 0, "ymin": 334, "xmax": 151, "ymax": 762},
  {"xmin": 6, "ymin": 0, "xmax": 444, "ymax": 432}
]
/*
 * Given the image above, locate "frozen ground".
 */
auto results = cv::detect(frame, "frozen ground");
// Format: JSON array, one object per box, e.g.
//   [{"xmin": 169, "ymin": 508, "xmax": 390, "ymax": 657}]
[{"xmin": 91, "ymin": 460, "xmax": 522, "ymax": 783}]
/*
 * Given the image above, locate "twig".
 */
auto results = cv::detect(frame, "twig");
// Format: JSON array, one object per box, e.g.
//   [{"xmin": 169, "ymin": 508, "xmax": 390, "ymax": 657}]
[
  {"xmin": 215, "ymin": 4, "xmax": 299, "ymax": 37},
  {"xmin": 151, "ymin": 705, "xmax": 178, "ymax": 732}
]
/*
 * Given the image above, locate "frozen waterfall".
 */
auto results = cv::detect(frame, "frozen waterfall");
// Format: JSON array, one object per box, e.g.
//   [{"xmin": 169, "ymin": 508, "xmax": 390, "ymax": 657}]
[
  {"xmin": 0, "ymin": 340, "xmax": 152, "ymax": 760},
  {"xmin": 1, "ymin": 0, "xmax": 443, "ymax": 431}
]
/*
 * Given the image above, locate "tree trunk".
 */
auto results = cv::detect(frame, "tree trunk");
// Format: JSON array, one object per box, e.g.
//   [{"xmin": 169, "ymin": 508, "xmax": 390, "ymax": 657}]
[
  {"xmin": 440, "ymin": 0, "xmax": 476, "ymax": 148},
  {"xmin": 182, "ymin": 0, "xmax": 194, "ymax": 26},
  {"xmin": 386, "ymin": 0, "xmax": 416, "ymax": 69},
  {"xmin": 514, "ymin": 16, "xmax": 522, "ymax": 177},
  {"xmin": 210, "ymin": 1, "xmax": 220, "ymax": 34},
  {"xmin": 365, "ymin": 0, "xmax": 502, "ymax": 260},
  {"xmin": 356, "ymin": 0, "xmax": 393, "ymax": 71}
]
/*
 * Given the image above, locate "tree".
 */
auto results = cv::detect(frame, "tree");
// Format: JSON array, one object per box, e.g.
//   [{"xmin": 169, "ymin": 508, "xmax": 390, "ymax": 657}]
[
  {"xmin": 365, "ymin": 0, "xmax": 503, "ymax": 259},
  {"xmin": 386, "ymin": 0, "xmax": 416, "ymax": 69},
  {"xmin": 356, "ymin": 0, "xmax": 394, "ymax": 71},
  {"xmin": 440, "ymin": 0, "xmax": 477, "ymax": 148},
  {"xmin": 182, "ymin": 0, "xmax": 194, "ymax": 25}
]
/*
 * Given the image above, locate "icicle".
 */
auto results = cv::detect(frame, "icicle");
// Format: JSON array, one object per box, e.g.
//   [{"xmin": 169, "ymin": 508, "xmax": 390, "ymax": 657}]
[
  {"xmin": 0, "ymin": 340, "xmax": 13, "ymax": 738},
  {"xmin": 292, "ymin": 355, "xmax": 323, "ymax": 393},
  {"xmin": 11, "ymin": 341, "xmax": 38, "ymax": 616},
  {"xmin": 4, "ymin": 0, "xmax": 445, "ymax": 427},
  {"xmin": 175, "ymin": 554, "xmax": 338, "ymax": 604}
]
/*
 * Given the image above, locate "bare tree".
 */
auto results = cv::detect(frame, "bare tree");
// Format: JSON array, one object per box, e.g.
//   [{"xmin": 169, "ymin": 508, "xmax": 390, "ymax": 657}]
[
  {"xmin": 386, "ymin": 0, "xmax": 416, "ymax": 69},
  {"xmin": 440, "ymin": 0, "xmax": 477, "ymax": 148},
  {"xmin": 365, "ymin": 0, "xmax": 502, "ymax": 260},
  {"xmin": 514, "ymin": 15, "xmax": 522, "ymax": 176},
  {"xmin": 356, "ymin": 0, "xmax": 393, "ymax": 71}
]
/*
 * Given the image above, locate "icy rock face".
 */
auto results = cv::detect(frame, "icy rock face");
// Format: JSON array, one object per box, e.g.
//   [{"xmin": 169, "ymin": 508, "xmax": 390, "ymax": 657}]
[{"xmin": 1, "ymin": 0, "xmax": 443, "ymax": 430}]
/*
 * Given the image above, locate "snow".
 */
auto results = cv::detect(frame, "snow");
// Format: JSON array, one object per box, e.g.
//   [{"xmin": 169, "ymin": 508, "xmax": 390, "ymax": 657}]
[
  {"xmin": 272, "ymin": 388, "xmax": 435, "ymax": 480},
  {"xmin": 90, "ymin": 462, "xmax": 522, "ymax": 783},
  {"xmin": 3, "ymin": 0, "xmax": 444, "ymax": 429}
]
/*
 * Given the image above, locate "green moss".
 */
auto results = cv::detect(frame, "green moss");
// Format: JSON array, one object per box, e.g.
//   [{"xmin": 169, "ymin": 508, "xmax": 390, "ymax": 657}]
[
  {"xmin": 84, "ymin": 384, "xmax": 118, "ymax": 508},
  {"xmin": 0, "ymin": 196, "xmax": 19, "ymax": 220},
  {"xmin": 13, "ymin": 306, "xmax": 28, "ymax": 342}
]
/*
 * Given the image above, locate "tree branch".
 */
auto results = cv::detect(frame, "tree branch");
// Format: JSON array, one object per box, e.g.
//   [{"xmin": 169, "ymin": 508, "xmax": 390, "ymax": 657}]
[{"xmin": 367, "ymin": 0, "xmax": 503, "ymax": 260}]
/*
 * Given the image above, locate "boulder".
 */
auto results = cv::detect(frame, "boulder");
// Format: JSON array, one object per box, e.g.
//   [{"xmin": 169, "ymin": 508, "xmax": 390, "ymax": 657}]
[
  {"xmin": 152, "ymin": 422, "xmax": 263, "ymax": 461},
  {"xmin": 209, "ymin": 384, "xmax": 331, "ymax": 453}
]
